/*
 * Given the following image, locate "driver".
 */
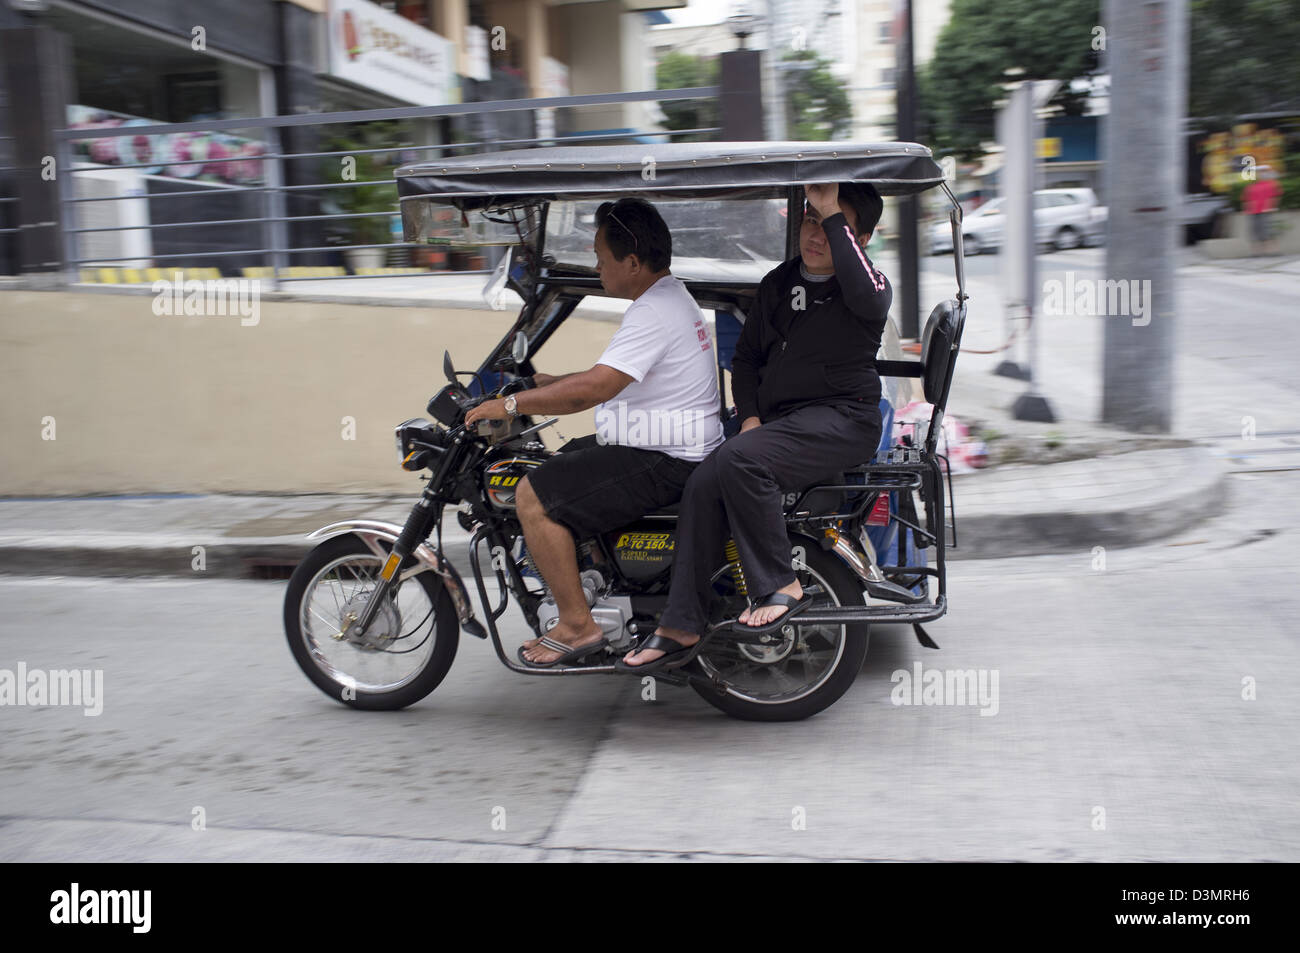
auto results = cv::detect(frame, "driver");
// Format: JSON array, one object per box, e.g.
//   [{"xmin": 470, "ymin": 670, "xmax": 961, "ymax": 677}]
[{"xmin": 466, "ymin": 197, "xmax": 724, "ymax": 667}]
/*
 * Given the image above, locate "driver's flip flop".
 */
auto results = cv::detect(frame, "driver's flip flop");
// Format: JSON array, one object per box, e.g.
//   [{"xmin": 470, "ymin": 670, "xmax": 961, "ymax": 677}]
[
  {"xmin": 738, "ymin": 591, "xmax": 816, "ymax": 636},
  {"xmin": 517, "ymin": 634, "xmax": 608, "ymax": 669}
]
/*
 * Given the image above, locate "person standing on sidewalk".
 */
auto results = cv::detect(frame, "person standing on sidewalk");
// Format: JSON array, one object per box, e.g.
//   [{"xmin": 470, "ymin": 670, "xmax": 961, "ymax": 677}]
[
  {"xmin": 1243, "ymin": 166, "xmax": 1282, "ymax": 256},
  {"xmin": 618, "ymin": 181, "xmax": 890, "ymax": 672}
]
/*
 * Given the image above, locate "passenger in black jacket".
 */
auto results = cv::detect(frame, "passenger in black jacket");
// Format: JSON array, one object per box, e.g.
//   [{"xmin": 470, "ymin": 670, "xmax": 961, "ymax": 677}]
[{"xmin": 618, "ymin": 181, "xmax": 890, "ymax": 673}]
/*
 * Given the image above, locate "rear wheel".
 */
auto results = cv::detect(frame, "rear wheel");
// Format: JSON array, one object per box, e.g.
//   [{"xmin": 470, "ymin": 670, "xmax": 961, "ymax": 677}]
[
  {"xmin": 283, "ymin": 534, "xmax": 459, "ymax": 710},
  {"xmin": 689, "ymin": 536, "xmax": 870, "ymax": 722},
  {"xmin": 963, "ymin": 234, "xmax": 982, "ymax": 256}
]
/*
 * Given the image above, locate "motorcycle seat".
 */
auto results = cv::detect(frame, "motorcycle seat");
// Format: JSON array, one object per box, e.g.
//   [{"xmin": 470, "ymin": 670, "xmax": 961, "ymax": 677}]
[{"xmin": 644, "ymin": 485, "xmax": 841, "ymax": 521}]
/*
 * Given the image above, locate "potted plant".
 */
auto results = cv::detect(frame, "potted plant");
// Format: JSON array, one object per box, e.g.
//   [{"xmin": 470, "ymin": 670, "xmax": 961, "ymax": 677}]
[
  {"xmin": 449, "ymin": 245, "xmax": 488, "ymax": 270},
  {"xmin": 322, "ymin": 124, "xmax": 406, "ymax": 272}
]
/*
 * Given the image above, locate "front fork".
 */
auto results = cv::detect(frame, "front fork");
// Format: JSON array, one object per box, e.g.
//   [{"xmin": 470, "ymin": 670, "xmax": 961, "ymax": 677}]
[{"xmin": 346, "ymin": 485, "xmax": 442, "ymax": 639}]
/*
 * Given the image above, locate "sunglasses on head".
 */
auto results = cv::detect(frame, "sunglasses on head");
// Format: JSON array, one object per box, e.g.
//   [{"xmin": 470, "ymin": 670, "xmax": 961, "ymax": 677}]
[{"xmin": 599, "ymin": 204, "xmax": 638, "ymax": 250}]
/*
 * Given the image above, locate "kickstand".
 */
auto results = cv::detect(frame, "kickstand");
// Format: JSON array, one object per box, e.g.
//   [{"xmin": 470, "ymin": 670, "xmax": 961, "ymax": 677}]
[{"xmin": 912, "ymin": 623, "xmax": 940, "ymax": 650}]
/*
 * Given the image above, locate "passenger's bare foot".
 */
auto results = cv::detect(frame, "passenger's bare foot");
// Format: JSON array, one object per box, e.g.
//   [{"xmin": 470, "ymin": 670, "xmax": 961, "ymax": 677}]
[
  {"xmin": 621, "ymin": 626, "xmax": 699, "ymax": 667},
  {"xmin": 522, "ymin": 619, "xmax": 604, "ymax": 664},
  {"xmin": 745, "ymin": 580, "xmax": 803, "ymax": 627}
]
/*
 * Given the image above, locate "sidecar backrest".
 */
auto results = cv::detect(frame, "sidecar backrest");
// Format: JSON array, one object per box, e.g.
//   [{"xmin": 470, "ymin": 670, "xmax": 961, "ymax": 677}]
[
  {"xmin": 874, "ymin": 298, "xmax": 964, "ymax": 412},
  {"xmin": 920, "ymin": 299, "xmax": 964, "ymax": 411}
]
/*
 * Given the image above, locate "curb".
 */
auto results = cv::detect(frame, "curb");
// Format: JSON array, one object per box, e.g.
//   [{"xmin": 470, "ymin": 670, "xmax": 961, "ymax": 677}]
[
  {"xmin": 0, "ymin": 537, "xmax": 315, "ymax": 580},
  {"xmin": 0, "ymin": 534, "xmax": 480, "ymax": 580},
  {"xmin": 947, "ymin": 447, "xmax": 1229, "ymax": 559},
  {"xmin": 0, "ymin": 449, "xmax": 1229, "ymax": 576}
]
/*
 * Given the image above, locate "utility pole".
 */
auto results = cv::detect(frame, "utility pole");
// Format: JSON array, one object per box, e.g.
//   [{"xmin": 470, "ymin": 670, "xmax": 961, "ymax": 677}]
[
  {"xmin": 895, "ymin": 0, "xmax": 919, "ymax": 339},
  {"xmin": 1102, "ymin": 0, "xmax": 1186, "ymax": 431},
  {"xmin": 1000, "ymin": 74, "xmax": 1060, "ymax": 422}
]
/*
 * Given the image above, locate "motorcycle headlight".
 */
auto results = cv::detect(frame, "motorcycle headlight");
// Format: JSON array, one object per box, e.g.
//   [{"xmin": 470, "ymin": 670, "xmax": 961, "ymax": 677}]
[{"xmin": 394, "ymin": 418, "xmax": 447, "ymax": 471}]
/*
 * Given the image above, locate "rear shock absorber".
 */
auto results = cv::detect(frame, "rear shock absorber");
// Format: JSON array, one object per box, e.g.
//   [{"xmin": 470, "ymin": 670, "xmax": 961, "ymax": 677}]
[{"xmin": 724, "ymin": 538, "xmax": 748, "ymax": 597}]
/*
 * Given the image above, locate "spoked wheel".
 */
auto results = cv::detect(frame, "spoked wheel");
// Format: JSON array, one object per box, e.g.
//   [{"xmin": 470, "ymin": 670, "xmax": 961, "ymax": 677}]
[
  {"xmin": 283, "ymin": 534, "xmax": 458, "ymax": 710},
  {"xmin": 689, "ymin": 536, "xmax": 869, "ymax": 722}
]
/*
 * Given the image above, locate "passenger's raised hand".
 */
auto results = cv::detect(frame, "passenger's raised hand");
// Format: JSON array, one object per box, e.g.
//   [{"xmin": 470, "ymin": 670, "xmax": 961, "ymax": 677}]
[{"xmin": 804, "ymin": 182, "xmax": 839, "ymax": 219}]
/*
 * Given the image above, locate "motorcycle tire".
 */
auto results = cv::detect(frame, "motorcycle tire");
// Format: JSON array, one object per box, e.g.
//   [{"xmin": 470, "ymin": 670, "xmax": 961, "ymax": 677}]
[
  {"xmin": 283, "ymin": 534, "xmax": 459, "ymax": 711},
  {"xmin": 690, "ymin": 536, "xmax": 870, "ymax": 722}
]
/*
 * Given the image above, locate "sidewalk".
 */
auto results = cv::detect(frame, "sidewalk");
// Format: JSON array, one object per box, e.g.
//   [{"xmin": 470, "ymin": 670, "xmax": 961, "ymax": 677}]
[{"xmin": 0, "ymin": 439, "xmax": 1227, "ymax": 576}]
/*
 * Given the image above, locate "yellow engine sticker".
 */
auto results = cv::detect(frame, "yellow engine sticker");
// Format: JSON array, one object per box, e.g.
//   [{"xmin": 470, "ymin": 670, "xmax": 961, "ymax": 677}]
[{"xmin": 615, "ymin": 532, "xmax": 674, "ymax": 554}]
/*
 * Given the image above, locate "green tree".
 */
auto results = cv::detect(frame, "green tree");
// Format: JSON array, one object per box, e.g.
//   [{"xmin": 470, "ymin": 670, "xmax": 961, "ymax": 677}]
[
  {"xmin": 921, "ymin": 0, "xmax": 1101, "ymax": 158},
  {"xmin": 657, "ymin": 51, "xmax": 719, "ymax": 140},
  {"xmin": 782, "ymin": 49, "xmax": 852, "ymax": 141},
  {"xmin": 1189, "ymin": 0, "xmax": 1300, "ymax": 120}
]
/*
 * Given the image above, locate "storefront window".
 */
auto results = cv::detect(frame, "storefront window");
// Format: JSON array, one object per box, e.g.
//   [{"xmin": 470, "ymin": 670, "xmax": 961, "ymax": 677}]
[{"xmin": 46, "ymin": 6, "xmax": 265, "ymax": 124}]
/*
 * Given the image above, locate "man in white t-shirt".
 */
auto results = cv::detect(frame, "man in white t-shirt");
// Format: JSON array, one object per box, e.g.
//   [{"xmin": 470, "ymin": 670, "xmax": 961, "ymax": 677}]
[{"xmin": 466, "ymin": 198, "xmax": 723, "ymax": 667}]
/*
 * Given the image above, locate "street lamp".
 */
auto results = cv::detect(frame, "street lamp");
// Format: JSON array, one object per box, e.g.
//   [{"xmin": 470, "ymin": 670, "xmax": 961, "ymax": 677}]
[{"xmin": 727, "ymin": 4, "xmax": 762, "ymax": 50}]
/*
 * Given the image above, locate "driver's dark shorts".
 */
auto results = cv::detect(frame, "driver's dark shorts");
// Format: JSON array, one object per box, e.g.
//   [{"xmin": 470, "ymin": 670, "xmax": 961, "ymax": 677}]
[{"xmin": 525, "ymin": 434, "xmax": 699, "ymax": 540}]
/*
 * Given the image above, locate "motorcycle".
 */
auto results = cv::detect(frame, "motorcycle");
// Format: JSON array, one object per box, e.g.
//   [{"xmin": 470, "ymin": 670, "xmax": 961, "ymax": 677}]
[{"xmin": 283, "ymin": 140, "xmax": 968, "ymax": 721}]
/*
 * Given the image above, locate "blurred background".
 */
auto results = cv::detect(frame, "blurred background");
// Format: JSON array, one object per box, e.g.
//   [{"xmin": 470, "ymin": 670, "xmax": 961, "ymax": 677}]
[{"xmin": 1, "ymin": 0, "xmax": 1296, "ymax": 491}]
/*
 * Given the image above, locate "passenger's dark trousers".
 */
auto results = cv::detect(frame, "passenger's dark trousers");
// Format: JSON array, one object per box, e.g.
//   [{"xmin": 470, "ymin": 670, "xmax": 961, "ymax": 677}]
[{"xmin": 658, "ymin": 402, "xmax": 883, "ymax": 635}]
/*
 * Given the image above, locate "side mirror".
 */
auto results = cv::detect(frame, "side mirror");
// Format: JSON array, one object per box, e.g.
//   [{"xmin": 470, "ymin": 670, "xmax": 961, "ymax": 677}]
[
  {"xmin": 443, "ymin": 350, "xmax": 455, "ymax": 384},
  {"xmin": 511, "ymin": 330, "xmax": 528, "ymax": 365}
]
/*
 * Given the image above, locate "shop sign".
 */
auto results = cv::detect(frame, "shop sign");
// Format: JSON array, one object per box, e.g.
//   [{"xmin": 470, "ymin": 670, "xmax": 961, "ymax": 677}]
[{"xmin": 329, "ymin": 0, "xmax": 456, "ymax": 105}]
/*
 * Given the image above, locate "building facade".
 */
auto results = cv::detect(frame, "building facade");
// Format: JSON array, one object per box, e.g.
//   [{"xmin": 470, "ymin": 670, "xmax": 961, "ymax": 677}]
[{"xmin": 0, "ymin": 0, "xmax": 684, "ymax": 274}]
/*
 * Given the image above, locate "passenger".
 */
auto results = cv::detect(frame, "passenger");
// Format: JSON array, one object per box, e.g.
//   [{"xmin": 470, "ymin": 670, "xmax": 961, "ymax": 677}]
[
  {"xmin": 618, "ymin": 181, "xmax": 889, "ymax": 673},
  {"xmin": 466, "ymin": 197, "xmax": 724, "ymax": 667}
]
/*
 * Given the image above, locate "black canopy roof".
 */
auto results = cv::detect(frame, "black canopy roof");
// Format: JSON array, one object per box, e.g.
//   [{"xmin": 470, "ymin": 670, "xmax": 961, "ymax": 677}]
[{"xmin": 396, "ymin": 141, "xmax": 944, "ymax": 205}]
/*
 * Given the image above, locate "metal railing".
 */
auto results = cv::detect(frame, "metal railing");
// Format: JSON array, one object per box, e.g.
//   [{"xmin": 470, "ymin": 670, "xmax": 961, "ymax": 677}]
[
  {"xmin": 0, "ymin": 136, "xmax": 19, "ymax": 264},
  {"xmin": 23, "ymin": 87, "xmax": 719, "ymax": 290}
]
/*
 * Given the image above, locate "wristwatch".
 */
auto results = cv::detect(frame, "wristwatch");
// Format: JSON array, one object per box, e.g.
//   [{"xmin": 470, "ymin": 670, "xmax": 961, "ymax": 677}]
[{"xmin": 504, "ymin": 395, "xmax": 519, "ymax": 418}]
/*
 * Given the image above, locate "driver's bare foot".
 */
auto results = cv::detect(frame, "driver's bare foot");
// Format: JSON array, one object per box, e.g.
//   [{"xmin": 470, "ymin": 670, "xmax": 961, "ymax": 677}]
[
  {"xmin": 622, "ymin": 626, "xmax": 699, "ymax": 667},
  {"xmin": 523, "ymin": 619, "xmax": 604, "ymax": 664},
  {"xmin": 744, "ymin": 580, "xmax": 803, "ymax": 627}
]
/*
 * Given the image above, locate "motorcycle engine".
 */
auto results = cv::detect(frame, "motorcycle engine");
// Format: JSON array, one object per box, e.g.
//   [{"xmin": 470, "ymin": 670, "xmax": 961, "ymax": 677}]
[{"xmin": 535, "ymin": 569, "xmax": 636, "ymax": 652}]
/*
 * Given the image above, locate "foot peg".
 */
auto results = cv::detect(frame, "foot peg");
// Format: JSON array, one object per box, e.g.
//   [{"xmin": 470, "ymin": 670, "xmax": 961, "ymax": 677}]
[{"xmin": 864, "ymin": 577, "xmax": 926, "ymax": 605}]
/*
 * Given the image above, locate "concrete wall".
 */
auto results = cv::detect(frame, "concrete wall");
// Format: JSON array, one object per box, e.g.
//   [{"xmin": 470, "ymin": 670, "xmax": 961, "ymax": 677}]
[
  {"xmin": 1201, "ymin": 211, "xmax": 1300, "ymax": 259},
  {"xmin": 557, "ymin": 2, "xmax": 650, "ymax": 133},
  {"xmin": 0, "ymin": 291, "xmax": 615, "ymax": 496}
]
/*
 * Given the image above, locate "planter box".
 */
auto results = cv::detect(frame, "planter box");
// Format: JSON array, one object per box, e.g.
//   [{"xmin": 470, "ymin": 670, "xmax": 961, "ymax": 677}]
[{"xmin": 344, "ymin": 248, "xmax": 387, "ymax": 272}]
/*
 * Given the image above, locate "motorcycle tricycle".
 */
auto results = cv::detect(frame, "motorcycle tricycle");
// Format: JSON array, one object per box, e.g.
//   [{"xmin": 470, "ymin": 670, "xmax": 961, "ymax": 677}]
[{"xmin": 284, "ymin": 141, "xmax": 968, "ymax": 721}]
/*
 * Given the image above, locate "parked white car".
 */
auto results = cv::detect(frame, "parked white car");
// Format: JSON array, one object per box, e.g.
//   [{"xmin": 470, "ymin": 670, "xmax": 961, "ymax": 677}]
[{"xmin": 929, "ymin": 188, "xmax": 1106, "ymax": 255}]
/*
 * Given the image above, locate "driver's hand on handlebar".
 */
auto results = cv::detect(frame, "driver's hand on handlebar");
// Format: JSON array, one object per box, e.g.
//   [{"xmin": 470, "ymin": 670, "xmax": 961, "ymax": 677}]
[{"xmin": 465, "ymin": 399, "xmax": 508, "ymax": 428}]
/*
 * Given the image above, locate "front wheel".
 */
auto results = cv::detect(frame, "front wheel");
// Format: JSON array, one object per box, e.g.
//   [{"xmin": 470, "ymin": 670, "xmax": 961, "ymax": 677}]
[
  {"xmin": 690, "ymin": 537, "xmax": 870, "ymax": 722},
  {"xmin": 283, "ymin": 534, "xmax": 459, "ymax": 710}
]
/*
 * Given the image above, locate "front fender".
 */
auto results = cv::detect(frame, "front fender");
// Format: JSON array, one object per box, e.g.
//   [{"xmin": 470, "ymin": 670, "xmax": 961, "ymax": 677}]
[{"xmin": 306, "ymin": 519, "xmax": 477, "ymax": 628}]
